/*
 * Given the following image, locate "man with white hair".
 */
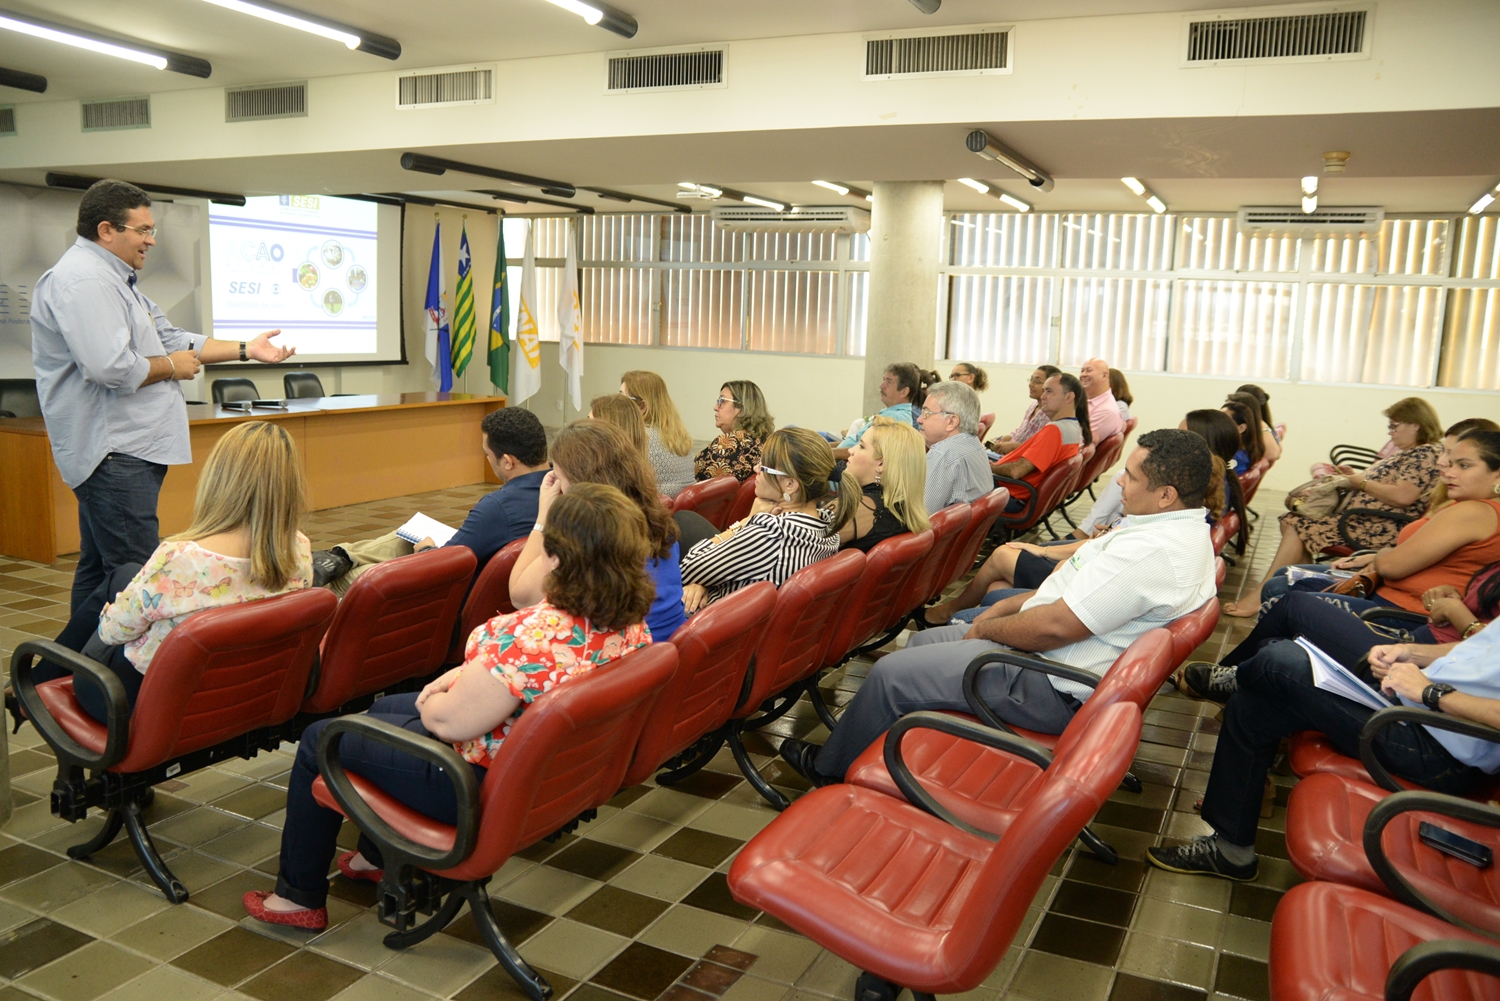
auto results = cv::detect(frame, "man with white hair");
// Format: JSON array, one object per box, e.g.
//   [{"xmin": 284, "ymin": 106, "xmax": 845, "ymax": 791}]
[
  {"xmin": 917, "ymin": 380, "xmax": 992, "ymax": 511},
  {"xmin": 1079, "ymin": 358, "xmax": 1124, "ymax": 443}
]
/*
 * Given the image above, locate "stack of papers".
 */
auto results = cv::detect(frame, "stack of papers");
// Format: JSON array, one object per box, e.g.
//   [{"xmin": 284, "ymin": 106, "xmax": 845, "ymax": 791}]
[
  {"xmin": 1298, "ymin": 637, "xmax": 1394, "ymax": 711},
  {"xmin": 1286, "ymin": 566, "xmax": 1356, "ymax": 585},
  {"xmin": 395, "ymin": 512, "xmax": 457, "ymax": 547}
]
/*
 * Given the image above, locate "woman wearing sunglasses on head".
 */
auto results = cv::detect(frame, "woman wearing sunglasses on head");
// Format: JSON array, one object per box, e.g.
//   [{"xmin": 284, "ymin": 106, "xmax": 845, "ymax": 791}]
[{"xmin": 678, "ymin": 428, "xmax": 857, "ymax": 614}]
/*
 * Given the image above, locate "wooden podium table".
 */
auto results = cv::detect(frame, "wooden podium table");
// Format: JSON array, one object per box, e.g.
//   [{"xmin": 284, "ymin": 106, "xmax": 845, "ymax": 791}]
[{"xmin": 0, "ymin": 392, "xmax": 506, "ymax": 564}]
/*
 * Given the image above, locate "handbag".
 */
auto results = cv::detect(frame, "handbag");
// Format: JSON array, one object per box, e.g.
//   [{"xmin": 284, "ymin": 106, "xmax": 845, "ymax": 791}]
[
  {"xmin": 1327, "ymin": 569, "xmax": 1383, "ymax": 599},
  {"xmin": 1284, "ymin": 476, "xmax": 1351, "ymax": 519}
]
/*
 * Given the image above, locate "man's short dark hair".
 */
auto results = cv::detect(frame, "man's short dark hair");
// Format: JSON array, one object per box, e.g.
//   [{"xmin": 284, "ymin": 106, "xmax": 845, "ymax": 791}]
[
  {"xmin": 1137, "ymin": 429, "xmax": 1212, "ymax": 509},
  {"xmin": 482, "ymin": 407, "xmax": 547, "ymax": 467},
  {"xmin": 77, "ymin": 180, "xmax": 152, "ymax": 240}
]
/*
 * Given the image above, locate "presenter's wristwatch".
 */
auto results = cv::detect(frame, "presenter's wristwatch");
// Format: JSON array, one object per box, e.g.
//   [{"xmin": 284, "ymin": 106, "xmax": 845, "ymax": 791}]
[
  {"xmin": 1423, "ymin": 682, "xmax": 1457, "ymax": 711},
  {"xmin": 239, "ymin": 341, "xmax": 247, "ymax": 362}
]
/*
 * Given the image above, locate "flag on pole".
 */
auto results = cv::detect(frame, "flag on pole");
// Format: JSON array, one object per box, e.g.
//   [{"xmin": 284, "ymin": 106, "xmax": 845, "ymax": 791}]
[
  {"xmin": 451, "ymin": 222, "xmax": 476, "ymax": 377},
  {"xmin": 488, "ymin": 220, "xmax": 510, "ymax": 393},
  {"xmin": 423, "ymin": 220, "xmax": 452, "ymax": 392},
  {"xmin": 557, "ymin": 218, "xmax": 584, "ymax": 412},
  {"xmin": 511, "ymin": 220, "xmax": 542, "ymax": 405}
]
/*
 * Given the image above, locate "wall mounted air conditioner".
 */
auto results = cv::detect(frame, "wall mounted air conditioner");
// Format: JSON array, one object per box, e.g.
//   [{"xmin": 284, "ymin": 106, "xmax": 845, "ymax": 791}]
[
  {"xmin": 1237, "ymin": 206, "xmax": 1383, "ymax": 232},
  {"xmin": 711, "ymin": 205, "xmax": 870, "ymax": 233}
]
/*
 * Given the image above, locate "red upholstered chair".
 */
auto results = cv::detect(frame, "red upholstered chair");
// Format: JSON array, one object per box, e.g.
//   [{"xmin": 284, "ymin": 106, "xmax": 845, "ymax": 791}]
[
  {"xmin": 1124, "ymin": 417, "xmax": 1138, "ymax": 438},
  {"xmin": 820, "ymin": 531, "xmax": 934, "ymax": 678},
  {"xmin": 312, "ymin": 643, "xmax": 679, "ymax": 1001},
  {"xmin": 724, "ymin": 477, "xmax": 759, "ymax": 529},
  {"xmin": 624, "ymin": 582, "xmax": 777, "ymax": 789},
  {"xmin": 939, "ymin": 488, "xmax": 1011, "ymax": 594},
  {"xmin": 672, "ymin": 476, "xmax": 742, "ymax": 530},
  {"xmin": 718, "ymin": 551, "xmax": 866, "ymax": 808},
  {"xmin": 1242, "ymin": 457, "xmax": 1272, "ymax": 508},
  {"xmin": 1165, "ymin": 595, "xmax": 1221, "ymax": 669},
  {"xmin": 900, "ymin": 503, "xmax": 971, "ymax": 616},
  {"xmin": 303, "ymin": 547, "xmax": 475, "ymax": 716},
  {"xmin": 446, "ymin": 538, "xmax": 527, "ymax": 665},
  {"xmin": 13, "ymin": 588, "xmax": 338, "ymax": 902},
  {"xmin": 728, "ymin": 703, "xmax": 1141, "ymax": 1001},
  {"xmin": 993, "ymin": 453, "xmax": 1082, "ymax": 542},
  {"xmin": 1216, "ymin": 555, "xmax": 1229, "ymax": 588},
  {"xmin": 977, "ymin": 413, "xmax": 995, "ymax": 441}
]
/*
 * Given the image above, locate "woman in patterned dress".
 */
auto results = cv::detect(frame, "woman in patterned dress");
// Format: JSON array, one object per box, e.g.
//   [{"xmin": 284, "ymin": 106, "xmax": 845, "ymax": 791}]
[
  {"xmin": 695, "ymin": 380, "xmax": 774, "ymax": 482},
  {"xmin": 246, "ymin": 483, "xmax": 657, "ymax": 931}
]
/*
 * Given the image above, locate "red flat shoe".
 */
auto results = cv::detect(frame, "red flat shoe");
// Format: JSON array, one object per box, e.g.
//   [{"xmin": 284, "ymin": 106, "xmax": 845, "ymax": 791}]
[
  {"xmin": 242, "ymin": 891, "xmax": 327, "ymax": 931},
  {"xmin": 337, "ymin": 851, "xmax": 383, "ymax": 883}
]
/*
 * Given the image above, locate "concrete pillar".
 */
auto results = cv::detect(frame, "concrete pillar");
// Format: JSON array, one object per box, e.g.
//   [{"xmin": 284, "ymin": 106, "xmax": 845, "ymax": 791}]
[{"xmin": 863, "ymin": 180, "xmax": 945, "ymax": 416}]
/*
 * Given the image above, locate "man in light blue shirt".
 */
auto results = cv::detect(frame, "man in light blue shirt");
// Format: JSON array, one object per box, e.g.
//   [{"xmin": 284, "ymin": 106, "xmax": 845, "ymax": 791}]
[
  {"xmin": 31, "ymin": 179, "xmax": 291, "ymax": 611},
  {"xmin": 831, "ymin": 362, "xmax": 927, "ymax": 460}
]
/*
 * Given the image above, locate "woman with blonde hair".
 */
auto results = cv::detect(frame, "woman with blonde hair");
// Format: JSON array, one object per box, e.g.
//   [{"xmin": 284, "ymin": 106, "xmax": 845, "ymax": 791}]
[
  {"xmin": 589, "ymin": 393, "xmax": 649, "ymax": 455},
  {"xmin": 32, "ymin": 420, "xmax": 312, "ymax": 722},
  {"xmin": 840, "ymin": 417, "xmax": 930, "ymax": 553},
  {"xmin": 621, "ymin": 370, "xmax": 695, "ymax": 497},
  {"xmin": 679, "ymin": 428, "xmax": 858, "ymax": 613},
  {"xmin": 696, "ymin": 380, "xmax": 774, "ymax": 481}
]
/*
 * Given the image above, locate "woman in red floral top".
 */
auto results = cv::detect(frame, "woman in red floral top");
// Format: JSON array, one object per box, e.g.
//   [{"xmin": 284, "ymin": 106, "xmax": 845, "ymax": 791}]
[{"xmin": 246, "ymin": 483, "xmax": 657, "ymax": 931}]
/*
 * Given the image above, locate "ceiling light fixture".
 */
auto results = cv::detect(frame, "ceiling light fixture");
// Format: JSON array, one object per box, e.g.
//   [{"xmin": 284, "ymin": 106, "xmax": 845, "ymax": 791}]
[
  {"xmin": 1469, "ymin": 182, "xmax": 1500, "ymax": 215},
  {"xmin": 0, "ymin": 10, "xmax": 211, "ymax": 76},
  {"xmin": 998, "ymin": 192, "xmax": 1031, "ymax": 213},
  {"xmin": 46, "ymin": 171, "xmax": 244, "ymax": 205},
  {"xmin": 400, "ymin": 152, "xmax": 576, "ymax": 199},
  {"xmin": 1323, "ymin": 151, "xmax": 1350, "ymax": 174},
  {"xmin": 538, "ymin": 0, "xmax": 637, "ymax": 39},
  {"xmin": 741, "ymin": 194, "xmax": 787, "ymax": 212},
  {"xmin": 1120, "ymin": 177, "xmax": 1145, "ymax": 196},
  {"xmin": 956, "ymin": 177, "xmax": 990, "ymax": 194},
  {"xmin": 965, "ymin": 129, "xmax": 1054, "ymax": 192},
  {"xmin": 0, "ymin": 64, "xmax": 45, "ymax": 92},
  {"xmin": 677, "ymin": 182, "xmax": 723, "ymax": 199},
  {"xmin": 197, "ymin": 0, "xmax": 399, "ymax": 58},
  {"xmin": 366, "ymin": 192, "xmax": 500, "ymax": 215},
  {"xmin": 1145, "ymin": 195, "xmax": 1166, "ymax": 214},
  {"xmin": 1119, "ymin": 176, "xmax": 1166, "ymax": 214},
  {"xmin": 812, "ymin": 180, "xmax": 849, "ymax": 195},
  {"xmin": 679, "ymin": 183, "xmax": 787, "ymax": 211},
  {"xmin": 908, "ymin": 0, "xmax": 941, "ymax": 12},
  {"xmin": 1300, "ymin": 175, "xmax": 1318, "ymax": 214},
  {"xmin": 478, "ymin": 189, "xmax": 596, "ymax": 214}
]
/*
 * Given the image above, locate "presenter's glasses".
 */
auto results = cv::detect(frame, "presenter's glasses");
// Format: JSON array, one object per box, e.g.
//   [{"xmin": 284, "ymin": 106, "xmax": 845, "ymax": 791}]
[{"xmin": 115, "ymin": 224, "xmax": 158, "ymax": 238}]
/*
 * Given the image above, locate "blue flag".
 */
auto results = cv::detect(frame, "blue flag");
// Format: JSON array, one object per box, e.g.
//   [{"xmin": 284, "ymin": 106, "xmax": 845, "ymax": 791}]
[{"xmin": 423, "ymin": 222, "xmax": 452, "ymax": 392}]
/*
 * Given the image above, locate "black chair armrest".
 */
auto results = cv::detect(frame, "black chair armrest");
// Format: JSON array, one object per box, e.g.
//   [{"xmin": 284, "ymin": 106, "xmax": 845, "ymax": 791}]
[
  {"xmin": 962, "ymin": 650, "xmax": 1098, "ymax": 734},
  {"xmin": 1359, "ymin": 607, "xmax": 1430, "ymax": 626},
  {"xmin": 1358, "ymin": 707, "xmax": 1500, "ymax": 793},
  {"xmin": 883, "ymin": 710, "xmax": 1052, "ymax": 841},
  {"xmin": 1387, "ymin": 939, "xmax": 1500, "ymax": 1001},
  {"xmin": 12, "ymin": 639, "xmax": 130, "ymax": 771},
  {"xmin": 990, "ymin": 475, "xmax": 1036, "ymax": 522},
  {"xmin": 317, "ymin": 716, "xmax": 480, "ymax": 872},
  {"xmin": 1329, "ymin": 444, "xmax": 1382, "ymax": 470},
  {"xmin": 1362, "ymin": 789, "xmax": 1500, "ymax": 936}
]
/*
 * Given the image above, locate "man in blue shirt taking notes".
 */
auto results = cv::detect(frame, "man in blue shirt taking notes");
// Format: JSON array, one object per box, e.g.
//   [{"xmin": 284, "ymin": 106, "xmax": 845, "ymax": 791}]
[{"xmin": 31, "ymin": 179, "xmax": 293, "ymax": 612}]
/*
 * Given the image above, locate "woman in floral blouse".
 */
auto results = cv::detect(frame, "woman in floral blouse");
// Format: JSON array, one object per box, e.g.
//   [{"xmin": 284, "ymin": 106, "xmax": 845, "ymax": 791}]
[
  {"xmin": 246, "ymin": 483, "xmax": 656, "ymax": 931},
  {"xmin": 29, "ymin": 420, "xmax": 312, "ymax": 723},
  {"xmin": 695, "ymin": 380, "xmax": 774, "ymax": 482}
]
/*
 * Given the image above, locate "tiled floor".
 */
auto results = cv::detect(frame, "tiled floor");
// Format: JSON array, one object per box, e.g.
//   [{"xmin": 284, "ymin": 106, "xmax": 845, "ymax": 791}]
[{"xmin": 0, "ymin": 484, "xmax": 1293, "ymax": 1001}]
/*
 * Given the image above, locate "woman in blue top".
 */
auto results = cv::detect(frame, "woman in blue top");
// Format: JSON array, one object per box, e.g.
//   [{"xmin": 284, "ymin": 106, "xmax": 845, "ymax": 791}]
[
  {"xmin": 510, "ymin": 419, "xmax": 686, "ymax": 640},
  {"xmin": 832, "ymin": 362, "xmax": 940, "ymax": 460}
]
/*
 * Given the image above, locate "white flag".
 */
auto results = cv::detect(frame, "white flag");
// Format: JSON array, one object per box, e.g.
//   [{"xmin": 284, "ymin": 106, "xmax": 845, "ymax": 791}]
[
  {"xmin": 557, "ymin": 218, "xmax": 584, "ymax": 412},
  {"xmin": 511, "ymin": 221, "xmax": 542, "ymax": 406}
]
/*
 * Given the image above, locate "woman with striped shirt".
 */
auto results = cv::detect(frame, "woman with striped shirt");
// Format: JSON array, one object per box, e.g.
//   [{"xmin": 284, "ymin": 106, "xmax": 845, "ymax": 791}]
[{"xmin": 679, "ymin": 428, "xmax": 857, "ymax": 613}]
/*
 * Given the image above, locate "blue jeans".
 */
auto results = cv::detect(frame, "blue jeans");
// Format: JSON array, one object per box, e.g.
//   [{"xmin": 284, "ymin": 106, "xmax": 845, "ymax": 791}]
[
  {"xmin": 31, "ymin": 563, "xmax": 144, "ymax": 724},
  {"xmin": 70, "ymin": 454, "xmax": 167, "ymax": 614},
  {"xmin": 274, "ymin": 693, "xmax": 488, "ymax": 909},
  {"xmin": 952, "ymin": 587, "xmax": 1029, "ymax": 624},
  {"xmin": 1202, "ymin": 639, "xmax": 1481, "ymax": 847},
  {"xmin": 1221, "ymin": 591, "xmax": 1420, "ymax": 670}
]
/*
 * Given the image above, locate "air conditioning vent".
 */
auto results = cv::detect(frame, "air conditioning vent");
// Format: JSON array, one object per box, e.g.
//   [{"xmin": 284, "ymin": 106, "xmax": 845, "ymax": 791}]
[
  {"xmin": 865, "ymin": 25, "xmax": 1010, "ymax": 79},
  {"xmin": 226, "ymin": 81, "xmax": 307, "ymax": 122},
  {"xmin": 1186, "ymin": 6, "xmax": 1370, "ymax": 64},
  {"xmin": 396, "ymin": 65, "xmax": 495, "ymax": 109},
  {"xmin": 81, "ymin": 96, "xmax": 150, "ymax": 132},
  {"xmin": 1237, "ymin": 206, "xmax": 1384, "ymax": 231},
  {"xmin": 712, "ymin": 206, "xmax": 870, "ymax": 234},
  {"xmin": 0, "ymin": 106, "xmax": 14, "ymax": 136},
  {"xmin": 606, "ymin": 46, "xmax": 725, "ymax": 92}
]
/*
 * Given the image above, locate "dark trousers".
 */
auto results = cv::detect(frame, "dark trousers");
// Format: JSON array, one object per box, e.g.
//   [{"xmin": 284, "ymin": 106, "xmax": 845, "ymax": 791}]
[
  {"xmin": 70, "ymin": 454, "xmax": 167, "ymax": 613},
  {"xmin": 31, "ymin": 563, "xmax": 144, "ymax": 724},
  {"xmin": 1202, "ymin": 639, "xmax": 1481, "ymax": 847},
  {"xmin": 1221, "ymin": 591, "xmax": 1424, "ymax": 670},
  {"xmin": 275, "ymin": 693, "xmax": 487, "ymax": 910},
  {"xmin": 674, "ymin": 511, "xmax": 719, "ymax": 555}
]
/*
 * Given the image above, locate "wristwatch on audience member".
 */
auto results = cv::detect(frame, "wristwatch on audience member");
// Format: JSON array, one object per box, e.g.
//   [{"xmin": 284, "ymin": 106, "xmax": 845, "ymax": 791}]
[
  {"xmin": 1423, "ymin": 682, "xmax": 1457, "ymax": 711},
  {"xmin": 239, "ymin": 341, "xmax": 248, "ymax": 362}
]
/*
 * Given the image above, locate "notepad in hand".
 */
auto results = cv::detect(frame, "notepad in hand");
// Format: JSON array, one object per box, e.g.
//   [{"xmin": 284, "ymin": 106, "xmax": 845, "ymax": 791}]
[
  {"xmin": 1297, "ymin": 637, "xmax": 1394, "ymax": 712},
  {"xmin": 395, "ymin": 513, "xmax": 457, "ymax": 548}
]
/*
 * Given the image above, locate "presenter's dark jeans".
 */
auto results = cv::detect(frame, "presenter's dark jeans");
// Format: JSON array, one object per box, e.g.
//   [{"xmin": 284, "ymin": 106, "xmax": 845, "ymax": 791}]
[
  {"xmin": 275, "ymin": 693, "xmax": 488, "ymax": 910},
  {"xmin": 1201, "ymin": 639, "xmax": 1480, "ymax": 848},
  {"xmin": 31, "ymin": 563, "xmax": 144, "ymax": 724},
  {"xmin": 1220, "ymin": 590, "xmax": 1417, "ymax": 670},
  {"xmin": 70, "ymin": 453, "xmax": 167, "ymax": 614}
]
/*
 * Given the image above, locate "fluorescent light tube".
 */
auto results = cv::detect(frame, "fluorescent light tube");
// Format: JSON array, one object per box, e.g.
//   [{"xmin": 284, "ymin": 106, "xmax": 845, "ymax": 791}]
[
  {"xmin": 1470, "ymin": 192, "xmax": 1497, "ymax": 215},
  {"xmin": 1146, "ymin": 195, "xmax": 1166, "ymax": 214},
  {"xmin": 1301, "ymin": 175, "xmax": 1318, "ymax": 197},
  {"xmin": 865, "ymin": 194, "xmax": 874, "ymax": 202},
  {"xmin": 539, "ymin": 0, "xmax": 636, "ymax": 37},
  {"xmin": 812, "ymin": 180, "xmax": 850, "ymax": 195},
  {"xmin": 1302, "ymin": 195, "xmax": 1318, "ymax": 214},
  {"xmin": 742, "ymin": 195, "xmax": 786, "ymax": 211},
  {"xmin": 998, "ymin": 192, "xmax": 1031, "ymax": 212},
  {"xmin": 199, "ymin": 0, "xmax": 358, "ymax": 47},
  {"xmin": 1120, "ymin": 177, "xmax": 1146, "ymax": 196},
  {"xmin": 0, "ymin": 13, "xmax": 167, "ymax": 69},
  {"xmin": 544, "ymin": 0, "xmax": 603, "ymax": 23},
  {"xmin": 956, "ymin": 177, "xmax": 990, "ymax": 193}
]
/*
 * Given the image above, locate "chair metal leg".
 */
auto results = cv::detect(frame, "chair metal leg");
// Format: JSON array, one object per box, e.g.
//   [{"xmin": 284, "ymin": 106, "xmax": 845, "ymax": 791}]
[
  {"xmin": 67, "ymin": 808, "xmax": 125, "ymax": 860},
  {"xmin": 728, "ymin": 725, "xmax": 790, "ymax": 811},
  {"xmin": 464, "ymin": 882, "xmax": 554, "ymax": 1001},
  {"xmin": 1120, "ymin": 772, "xmax": 1143, "ymax": 794},
  {"xmin": 807, "ymin": 683, "xmax": 839, "ymax": 732},
  {"xmin": 1078, "ymin": 825, "xmax": 1118, "ymax": 865},
  {"xmin": 1058, "ymin": 502, "xmax": 1080, "ymax": 529},
  {"xmin": 382, "ymin": 884, "xmax": 467, "ymax": 949},
  {"xmin": 855, "ymin": 972, "xmax": 900, "ymax": 1001},
  {"xmin": 123, "ymin": 799, "xmax": 188, "ymax": 902},
  {"xmin": 655, "ymin": 734, "xmax": 726, "ymax": 787}
]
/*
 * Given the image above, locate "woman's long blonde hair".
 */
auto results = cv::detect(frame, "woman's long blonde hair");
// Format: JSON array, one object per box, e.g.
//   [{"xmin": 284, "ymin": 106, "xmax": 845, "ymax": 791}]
[
  {"xmin": 589, "ymin": 394, "xmax": 649, "ymax": 454},
  {"xmin": 759, "ymin": 427, "xmax": 859, "ymax": 537},
  {"xmin": 864, "ymin": 417, "xmax": 930, "ymax": 534},
  {"xmin": 622, "ymin": 370, "xmax": 692, "ymax": 456},
  {"xmin": 169, "ymin": 421, "xmax": 305, "ymax": 590}
]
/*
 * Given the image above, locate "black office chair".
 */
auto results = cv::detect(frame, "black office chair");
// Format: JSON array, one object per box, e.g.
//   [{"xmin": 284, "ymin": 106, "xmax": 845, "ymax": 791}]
[
  {"xmin": 0, "ymin": 379, "xmax": 41, "ymax": 418},
  {"xmin": 211, "ymin": 378, "xmax": 260, "ymax": 405},
  {"xmin": 283, "ymin": 372, "xmax": 325, "ymax": 399}
]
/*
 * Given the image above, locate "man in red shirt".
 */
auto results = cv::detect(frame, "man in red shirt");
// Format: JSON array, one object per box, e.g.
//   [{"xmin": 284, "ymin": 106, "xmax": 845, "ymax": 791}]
[{"xmin": 993, "ymin": 372, "xmax": 1092, "ymax": 511}]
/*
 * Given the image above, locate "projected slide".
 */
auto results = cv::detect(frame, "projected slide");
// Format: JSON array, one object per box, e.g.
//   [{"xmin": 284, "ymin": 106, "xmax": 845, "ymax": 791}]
[{"xmin": 209, "ymin": 195, "xmax": 379, "ymax": 356}]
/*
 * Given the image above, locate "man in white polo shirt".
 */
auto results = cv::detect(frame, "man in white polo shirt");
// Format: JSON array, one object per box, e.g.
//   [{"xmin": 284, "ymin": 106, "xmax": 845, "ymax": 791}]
[{"xmin": 780, "ymin": 429, "xmax": 1218, "ymax": 784}]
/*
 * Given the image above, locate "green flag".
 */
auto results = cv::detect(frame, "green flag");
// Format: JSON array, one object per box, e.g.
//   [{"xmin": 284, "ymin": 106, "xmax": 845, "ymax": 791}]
[
  {"xmin": 487, "ymin": 220, "xmax": 510, "ymax": 392},
  {"xmin": 451, "ymin": 223, "xmax": 476, "ymax": 377}
]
